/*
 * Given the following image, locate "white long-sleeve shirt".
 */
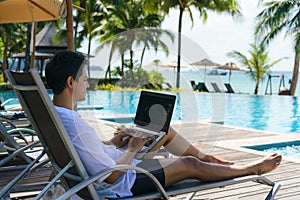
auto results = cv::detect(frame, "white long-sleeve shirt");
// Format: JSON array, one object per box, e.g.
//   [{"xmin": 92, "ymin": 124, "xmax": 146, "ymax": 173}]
[{"xmin": 55, "ymin": 106, "xmax": 140, "ymax": 199}]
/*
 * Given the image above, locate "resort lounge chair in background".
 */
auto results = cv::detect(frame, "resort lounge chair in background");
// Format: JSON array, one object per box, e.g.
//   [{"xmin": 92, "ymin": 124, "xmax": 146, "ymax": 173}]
[
  {"xmin": 210, "ymin": 83, "xmax": 223, "ymax": 93},
  {"xmin": 0, "ymin": 120, "xmax": 51, "ymax": 199},
  {"xmin": 193, "ymin": 82, "xmax": 210, "ymax": 92},
  {"xmin": 6, "ymin": 68, "xmax": 281, "ymax": 200},
  {"xmin": 0, "ymin": 120, "xmax": 37, "ymax": 169},
  {"xmin": 0, "ymin": 98, "xmax": 22, "ymax": 111},
  {"xmin": 224, "ymin": 83, "xmax": 235, "ymax": 93}
]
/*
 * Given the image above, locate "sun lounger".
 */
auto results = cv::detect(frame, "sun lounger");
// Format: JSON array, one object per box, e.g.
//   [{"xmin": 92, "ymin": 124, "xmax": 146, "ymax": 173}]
[
  {"xmin": 211, "ymin": 82, "xmax": 222, "ymax": 93},
  {"xmin": 0, "ymin": 98, "xmax": 22, "ymax": 111},
  {"xmin": 5, "ymin": 68, "xmax": 281, "ymax": 200},
  {"xmin": 0, "ymin": 120, "xmax": 37, "ymax": 169},
  {"xmin": 0, "ymin": 119, "xmax": 51, "ymax": 199},
  {"xmin": 224, "ymin": 83, "xmax": 235, "ymax": 93},
  {"xmin": 194, "ymin": 82, "xmax": 209, "ymax": 92}
]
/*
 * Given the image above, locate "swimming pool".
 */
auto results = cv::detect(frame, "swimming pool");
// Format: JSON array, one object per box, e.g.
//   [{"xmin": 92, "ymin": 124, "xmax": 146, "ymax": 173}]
[
  {"xmin": 1, "ymin": 90, "xmax": 300, "ymax": 134},
  {"xmin": 245, "ymin": 141, "xmax": 300, "ymax": 160},
  {"xmin": 80, "ymin": 90, "xmax": 300, "ymax": 134}
]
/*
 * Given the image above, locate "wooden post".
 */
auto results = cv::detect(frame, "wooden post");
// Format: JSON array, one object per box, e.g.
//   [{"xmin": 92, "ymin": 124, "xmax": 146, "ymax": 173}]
[{"xmin": 66, "ymin": 0, "xmax": 74, "ymax": 51}]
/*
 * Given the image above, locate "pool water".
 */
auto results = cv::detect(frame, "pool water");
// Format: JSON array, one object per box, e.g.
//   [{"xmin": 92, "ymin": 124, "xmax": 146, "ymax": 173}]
[
  {"xmin": 1, "ymin": 89, "xmax": 300, "ymax": 134},
  {"xmin": 79, "ymin": 90, "xmax": 300, "ymax": 134},
  {"xmin": 264, "ymin": 145, "xmax": 300, "ymax": 160},
  {"xmin": 246, "ymin": 141, "xmax": 300, "ymax": 160}
]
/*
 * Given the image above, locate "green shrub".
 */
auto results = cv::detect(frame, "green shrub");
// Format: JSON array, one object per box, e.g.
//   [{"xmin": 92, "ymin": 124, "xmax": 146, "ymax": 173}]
[
  {"xmin": 97, "ymin": 78, "xmax": 120, "ymax": 85},
  {"xmin": 0, "ymin": 83, "xmax": 12, "ymax": 90},
  {"xmin": 97, "ymin": 59, "xmax": 167, "ymax": 91}
]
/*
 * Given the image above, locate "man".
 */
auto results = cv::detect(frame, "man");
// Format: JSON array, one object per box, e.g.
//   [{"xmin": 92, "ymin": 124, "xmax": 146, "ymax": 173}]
[{"xmin": 45, "ymin": 51, "xmax": 282, "ymax": 199}]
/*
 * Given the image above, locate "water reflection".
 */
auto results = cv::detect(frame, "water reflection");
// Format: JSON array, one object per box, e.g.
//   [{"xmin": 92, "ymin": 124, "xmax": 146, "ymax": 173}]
[
  {"xmin": 248, "ymin": 96, "xmax": 268, "ymax": 130},
  {"xmin": 290, "ymin": 97, "xmax": 300, "ymax": 133}
]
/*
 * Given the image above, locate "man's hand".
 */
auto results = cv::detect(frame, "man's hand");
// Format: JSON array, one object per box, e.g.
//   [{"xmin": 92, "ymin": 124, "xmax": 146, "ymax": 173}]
[
  {"xmin": 110, "ymin": 131, "xmax": 130, "ymax": 148},
  {"xmin": 126, "ymin": 133, "xmax": 152, "ymax": 154}
]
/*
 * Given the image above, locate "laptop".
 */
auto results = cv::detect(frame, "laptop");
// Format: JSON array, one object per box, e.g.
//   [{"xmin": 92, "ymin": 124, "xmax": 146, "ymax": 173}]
[{"xmin": 123, "ymin": 91, "xmax": 176, "ymax": 159}]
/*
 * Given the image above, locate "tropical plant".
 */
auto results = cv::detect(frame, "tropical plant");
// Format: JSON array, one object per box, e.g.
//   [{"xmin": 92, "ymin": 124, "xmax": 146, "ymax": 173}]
[
  {"xmin": 98, "ymin": 0, "xmax": 164, "ymax": 79},
  {"xmin": 255, "ymin": 0, "xmax": 300, "ymax": 95},
  {"xmin": 76, "ymin": 0, "xmax": 106, "ymax": 77},
  {"xmin": 136, "ymin": 29, "xmax": 174, "ymax": 68},
  {"xmin": 112, "ymin": 59, "xmax": 165, "ymax": 89},
  {"xmin": 0, "ymin": 23, "xmax": 27, "ymax": 81},
  {"xmin": 228, "ymin": 42, "xmax": 286, "ymax": 94},
  {"xmin": 160, "ymin": 0, "xmax": 242, "ymax": 88}
]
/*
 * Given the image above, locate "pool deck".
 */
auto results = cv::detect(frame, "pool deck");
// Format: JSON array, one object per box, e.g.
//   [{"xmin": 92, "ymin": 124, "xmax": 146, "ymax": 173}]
[{"xmin": 85, "ymin": 117, "xmax": 300, "ymax": 199}]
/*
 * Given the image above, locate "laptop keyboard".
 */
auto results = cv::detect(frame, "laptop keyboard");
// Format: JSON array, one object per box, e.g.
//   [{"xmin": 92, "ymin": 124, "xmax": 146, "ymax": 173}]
[
  {"xmin": 129, "ymin": 126, "xmax": 159, "ymax": 136},
  {"xmin": 127, "ymin": 127, "xmax": 160, "ymax": 147},
  {"xmin": 144, "ymin": 135, "xmax": 159, "ymax": 147}
]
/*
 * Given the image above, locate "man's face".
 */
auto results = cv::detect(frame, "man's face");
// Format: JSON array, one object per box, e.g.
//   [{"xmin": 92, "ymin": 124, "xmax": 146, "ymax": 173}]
[{"xmin": 73, "ymin": 66, "xmax": 89, "ymax": 102}]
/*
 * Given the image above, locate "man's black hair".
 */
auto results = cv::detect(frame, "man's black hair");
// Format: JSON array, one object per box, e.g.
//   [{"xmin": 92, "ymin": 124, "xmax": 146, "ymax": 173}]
[{"xmin": 45, "ymin": 51, "xmax": 86, "ymax": 94}]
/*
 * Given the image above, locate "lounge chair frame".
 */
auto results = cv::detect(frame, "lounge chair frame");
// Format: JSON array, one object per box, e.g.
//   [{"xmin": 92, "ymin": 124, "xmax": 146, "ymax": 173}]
[
  {"xmin": 5, "ymin": 68, "xmax": 281, "ymax": 200},
  {"xmin": 0, "ymin": 120, "xmax": 50, "ymax": 199},
  {"xmin": 0, "ymin": 121, "xmax": 34, "ymax": 166}
]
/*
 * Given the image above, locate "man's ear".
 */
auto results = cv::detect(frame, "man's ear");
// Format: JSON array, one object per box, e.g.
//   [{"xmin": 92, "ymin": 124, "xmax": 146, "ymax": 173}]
[{"xmin": 66, "ymin": 76, "xmax": 74, "ymax": 89}]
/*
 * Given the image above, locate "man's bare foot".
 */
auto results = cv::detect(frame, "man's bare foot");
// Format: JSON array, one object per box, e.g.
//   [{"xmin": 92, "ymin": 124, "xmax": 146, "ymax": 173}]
[
  {"xmin": 203, "ymin": 155, "xmax": 235, "ymax": 165},
  {"xmin": 250, "ymin": 153, "xmax": 282, "ymax": 175}
]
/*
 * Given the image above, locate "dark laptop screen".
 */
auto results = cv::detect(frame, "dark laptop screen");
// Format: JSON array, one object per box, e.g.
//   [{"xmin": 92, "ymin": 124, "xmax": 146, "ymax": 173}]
[{"xmin": 134, "ymin": 91, "xmax": 176, "ymax": 132}]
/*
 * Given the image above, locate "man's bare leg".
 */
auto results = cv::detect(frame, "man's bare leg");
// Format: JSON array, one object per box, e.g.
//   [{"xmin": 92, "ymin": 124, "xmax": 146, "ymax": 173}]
[
  {"xmin": 159, "ymin": 153, "xmax": 282, "ymax": 187},
  {"xmin": 149, "ymin": 126, "xmax": 233, "ymax": 164}
]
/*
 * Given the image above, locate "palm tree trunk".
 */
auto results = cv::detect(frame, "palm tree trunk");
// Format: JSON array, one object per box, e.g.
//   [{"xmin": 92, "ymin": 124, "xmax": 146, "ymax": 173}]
[
  {"xmin": 139, "ymin": 46, "xmax": 146, "ymax": 68},
  {"xmin": 121, "ymin": 54, "xmax": 125, "ymax": 87},
  {"xmin": 105, "ymin": 64, "xmax": 111, "ymax": 79},
  {"xmin": 105, "ymin": 44, "xmax": 114, "ymax": 79},
  {"xmin": 254, "ymin": 81, "xmax": 260, "ymax": 95},
  {"xmin": 121, "ymin": 54, "xmax": 124, "ymax": 76},
  {"xmin": 74, "ymin": 9, "xmax": 82, "ymax": 51},
  {"xmin": 130, "ymin": 49, "xmax": 134, "ymax": 85},
  {"xmin": 2, "ymin": 34, "xmax": 9, "ymax": 82},
  {"xmin": 87, "ymin": 35, "xmax": 92, "ymax": 78},
  {"xmin": 289, "ymin": 51, "xmax": 300, "ymax": 96},
  {"xmin": 176, "ymin": 7, "xmax": 184, "ymax": 88},
  {"xmin": 24, "ymin": 23, "xmax": 32, "ymax": 72}
]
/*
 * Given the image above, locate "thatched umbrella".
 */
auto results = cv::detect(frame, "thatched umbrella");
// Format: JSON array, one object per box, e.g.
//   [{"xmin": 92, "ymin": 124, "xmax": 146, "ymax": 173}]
[
  {"xmin": 191, "ymin": 58, "xmax": 221, "ymax": 82},
  {"xmin": 144, "ymin": 60, "xmax": 165, "ymax": 71},
  {"xmin": 0, "ymin": 0, "xmax": 67, "ymax": 24},
  {"xmin": 217, "ymin": 61, "xmax": 249, "ymax": 83},
  {"xmin": 162, "ymin": 60, "xmax": 188, "ymax": 69},
  {"xmin": 161, "ymin": 60, "xmax": 188, "ymax": 86}
]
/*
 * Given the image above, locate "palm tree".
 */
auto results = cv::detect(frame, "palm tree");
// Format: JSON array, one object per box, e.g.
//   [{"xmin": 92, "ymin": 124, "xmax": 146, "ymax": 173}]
[
  {"xmin": 228, "ymin": 42, "xmax": 286, "ymax": 94},
  {"xmin": 161, "ymin": 0, "xmax": 242, "ymax": 88},
  {"xmin": 255, "ymin": 0, "xmax": 300, "ymax": 95},
  {"xmin": 134, "ymin": 28, "xmax": 174, "ymax": 68},
  {"xmin": 98, "ymin": 0, "xmax": 164, "ymax": 79},
  {"xmin": 76, "ymin": 0, "xmax": 105, "ymax": 77}
]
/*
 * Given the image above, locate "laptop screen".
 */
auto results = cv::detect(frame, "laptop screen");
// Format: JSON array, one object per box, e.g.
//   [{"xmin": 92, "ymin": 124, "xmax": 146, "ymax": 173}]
[{"xmin": 134, "ymin": 91, "xmax": 176, "ymax": 132}]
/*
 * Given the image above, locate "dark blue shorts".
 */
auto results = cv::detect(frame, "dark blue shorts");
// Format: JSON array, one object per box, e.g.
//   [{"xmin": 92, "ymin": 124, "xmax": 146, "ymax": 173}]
[{"xmin": 131, "ymin": 159, "xmax": 165, "ymax": 195}]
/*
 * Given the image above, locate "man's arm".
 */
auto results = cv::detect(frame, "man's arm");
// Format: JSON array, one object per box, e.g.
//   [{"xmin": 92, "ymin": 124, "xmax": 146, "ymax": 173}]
[
  {"xmin": 104, "ymin": 136, "xmax": 151, "ymax": 184},
  {"xmin": 103, "ymin": 132, "xmax": 130, "ymax": 148}
]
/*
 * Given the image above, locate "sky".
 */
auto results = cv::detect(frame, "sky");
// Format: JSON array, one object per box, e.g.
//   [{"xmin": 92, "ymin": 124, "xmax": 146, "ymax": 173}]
[
  {"xmin": 160, "ymin": 0, "xmax": 294, "ymax": 71},
  {"xmin": 89, "ymin": 0, "xmax": 294, "ymax": 72}
]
